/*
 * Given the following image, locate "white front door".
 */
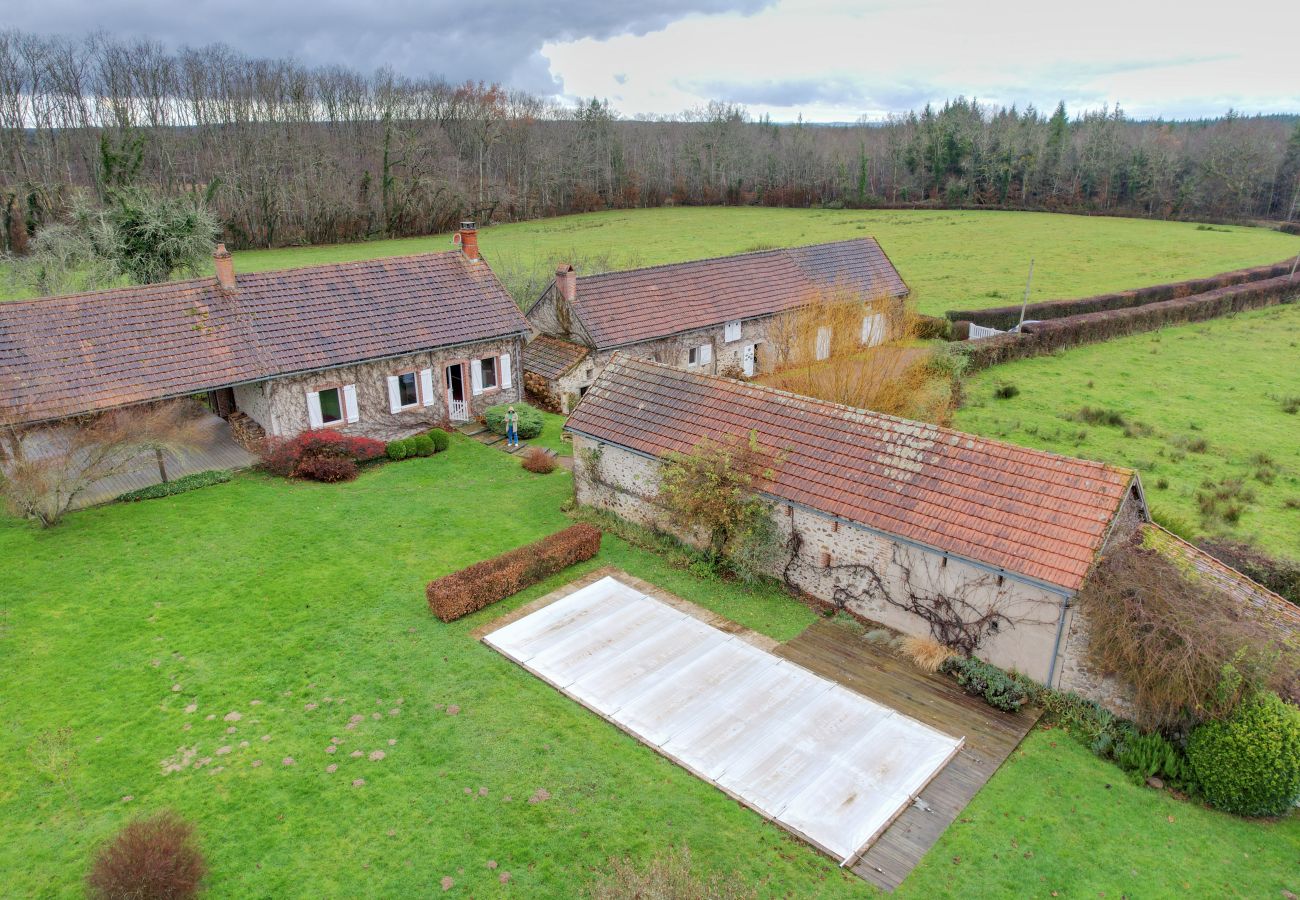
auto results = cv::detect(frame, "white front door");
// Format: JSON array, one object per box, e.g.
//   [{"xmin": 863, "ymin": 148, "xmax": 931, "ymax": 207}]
[{"xmin": 742, "ymin": 343, "xmax": 756, "ymax": 377}]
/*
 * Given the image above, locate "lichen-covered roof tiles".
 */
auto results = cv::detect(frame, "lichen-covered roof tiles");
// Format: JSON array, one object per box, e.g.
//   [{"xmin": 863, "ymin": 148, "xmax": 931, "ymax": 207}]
[
  {"xmin": 523, "ymin": 335, "xmax": 590, "ymax": 380},
  {"xmin": 0, "ymin": 251, "xmax": 529, "ymax": 424},
  {"xmin": 566, "ymin": 356, "xmax": 1137, "ymax": 592},
  {"xmin": 549, "ymin": 238, "xmax": 908, "ymax": 349}
]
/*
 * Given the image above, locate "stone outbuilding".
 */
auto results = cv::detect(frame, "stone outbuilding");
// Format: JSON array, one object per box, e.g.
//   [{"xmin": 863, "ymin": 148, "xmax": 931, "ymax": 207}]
[
  {"xmin": 0, "ymin": 222, "xmax": 529, "ymax": 443},
  {"xmin": 565, "ymin": 355, "xmax": 1151, "ymax": 689},
  {"xmin": 523, "ymin": 238, "xmax": 909, "ymax": 411}
]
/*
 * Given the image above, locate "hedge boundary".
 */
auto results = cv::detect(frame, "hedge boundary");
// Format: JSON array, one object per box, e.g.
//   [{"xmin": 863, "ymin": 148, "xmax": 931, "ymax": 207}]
[
  {"xmin": 947, "ymin": 258, "xmax": 1297, "ymax": 329},
  {"xmin": 426, "ymin": 523, "xmax": 602, "ymax": 622},
  {"xmin": 959, "ymin": 274, "xmax": 1300, "ymax": 372}
]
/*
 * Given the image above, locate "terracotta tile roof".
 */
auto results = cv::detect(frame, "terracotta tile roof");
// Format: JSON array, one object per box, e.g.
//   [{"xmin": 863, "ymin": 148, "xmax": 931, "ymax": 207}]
[
  {"xmin": 566, "ymin": 356, "xmax": 1136, "ymax": 592},
  {"xmin": 0, "ymin": 252, "xmax": 528, "ymax": 424},
  {"xmin": 523, "ymin": 335, "xmax": 590, "ymax": 380},
  {"xmin": 1140, "ymin": 524, "xmax": 1300, "ymax": 629},
  {"xmin": 549, "ymin": 238, "xmax": 908, "ymax": 349}
]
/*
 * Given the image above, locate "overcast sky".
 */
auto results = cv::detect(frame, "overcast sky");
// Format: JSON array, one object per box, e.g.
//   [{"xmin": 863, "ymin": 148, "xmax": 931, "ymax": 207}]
[{"xmin": 11, "ymin": 0, "xmax": 1299, "ymax": 122}]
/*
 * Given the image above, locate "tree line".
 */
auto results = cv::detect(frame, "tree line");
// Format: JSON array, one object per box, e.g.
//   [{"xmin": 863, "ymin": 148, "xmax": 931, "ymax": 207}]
[{"xmin": 2, "ymin": 29, "xmax": 1298, "ymax": 254}]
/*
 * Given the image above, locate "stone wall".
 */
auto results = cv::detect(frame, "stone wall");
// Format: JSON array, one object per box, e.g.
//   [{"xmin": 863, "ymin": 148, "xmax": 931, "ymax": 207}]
[
  {"xmin": 239, "ymin": 336, "xmax": 523, "ymax": 439},
  {"xmin": 570, "ymin": 433, "xmax": 1073, "ymax": 684}
]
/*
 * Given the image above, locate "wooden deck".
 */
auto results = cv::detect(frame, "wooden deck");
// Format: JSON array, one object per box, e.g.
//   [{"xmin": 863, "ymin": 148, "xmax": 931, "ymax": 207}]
[{"xmin": 775, "ymin": 618, "xmax": 1040, "ymax": 892}]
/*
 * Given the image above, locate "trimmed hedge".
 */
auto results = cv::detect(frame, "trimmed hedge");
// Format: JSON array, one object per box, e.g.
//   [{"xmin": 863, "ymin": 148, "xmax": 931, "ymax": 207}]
[
  {"xmin": 1187, "ymin": 692, "xmax": 1300, "ymax": 817},
  {"xmin": 429, "ymin": 428, "xmax": 450, "ymax": 452},
  {"xmin": 411, "ymin": 434, "xmax": 435, "ymax": 457},
  {"xmin": 485, "ymin": 402, "xmax": 544, "ymax": 440},
  {"xmin": 116, "ymin": 469, "xmax": 232, "ymax": 503},
  {"xmin": 948, "ymin": 258, "xmax": 1297, "ymax": 328},
  {"xmin": 959, "ymin": 274, "xmax": 1300, "ymax": 372},
  {"xmin": 426, "ymin": 523, "xmax": 602, "ymax": 622}
]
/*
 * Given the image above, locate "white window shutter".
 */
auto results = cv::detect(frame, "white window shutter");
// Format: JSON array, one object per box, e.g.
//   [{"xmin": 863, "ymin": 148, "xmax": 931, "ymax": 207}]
[
  {"xmin": 500, "ymin": 353, "xmax": 512, "ymax": 390},
  {"xmin": 386, "ymin": 376, "xmax": 402, "ymax": 413},
  {"xmin": 861, "ymin": 313, "xmax": 885, "ymax": 347},
  {"xmin": 816, "ymin": 326, "xmax": 832, "ymax": 360},
  {"xmin": 470, "ymin": 359, "xmax": 483, "ymax": 395},
  {"xmin": 724, "ymin": 320, "xmax": 741, "ymax": 342},
  {"xmin": 700, "ymin": 344, "xmax": 712, "ymax": 365},
  {"xmin": 343, "ymin": 384, "xmax": 359, "ymax": 423},
  {"xmin": 306, "ymin": 391, "xmax": 323, "ymax": 428},
  {"xmin": 420, "ymin": 368, "xmax": 435, "ymax": 407}
]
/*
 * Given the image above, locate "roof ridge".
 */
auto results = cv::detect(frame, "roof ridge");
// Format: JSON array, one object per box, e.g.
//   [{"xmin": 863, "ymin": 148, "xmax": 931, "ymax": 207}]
[
  {"xmin": 1142, "ymin": 523, "xmax": 1294, "ymax": 612},
  {"xmin": 610, "ymin": 354, "xmax": 1134, "ymax": 481},
  {"xmin": 572, "ymin": 237, "xmax": 879, "ymax": 283}
]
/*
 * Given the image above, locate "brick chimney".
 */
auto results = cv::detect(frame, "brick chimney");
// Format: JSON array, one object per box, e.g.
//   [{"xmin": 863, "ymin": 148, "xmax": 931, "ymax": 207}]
[
  {"xmin": 212, "ymin": 243, "xmax": 235, "ymax": 292},
  {"xmin": 555, "ymin": 264, "xmax": 576, "ymax": 303},
  {"xmin": 458, "ymin": 220, "xmax": 479, "ymax": 262}
]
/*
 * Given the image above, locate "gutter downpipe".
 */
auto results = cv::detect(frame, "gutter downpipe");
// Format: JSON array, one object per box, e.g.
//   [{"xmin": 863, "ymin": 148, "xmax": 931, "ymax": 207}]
[{"xmin": 1046, "ymin": 593, "xmax": 1073, "ymax": 688}]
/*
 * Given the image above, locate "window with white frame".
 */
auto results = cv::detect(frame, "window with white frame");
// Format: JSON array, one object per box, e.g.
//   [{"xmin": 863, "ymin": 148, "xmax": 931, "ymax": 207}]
[
  {"xmin": 688, "ymin": 343, "xmax": 712, "ymax": 367},
  {"xmin": 318, "ymin": 387, "xmax": 343, "ymax": 423},
  {"xmin": 688, "ymin": 346, "xmax": 699, "ymax": 366},
  {"xmin": 397, "ymin": 372, "xmax": 418, "ymax": 406},
  {"xmin": 724, "ymin": 320, "xmax": 742, "ymax": 342},
  {"xmin": 480, "ymin": 356, "xmax": 498, "ymax": 390},
  {"xmin": 815, "ymin": 326, "xmax": 832, "ymax": 360}
]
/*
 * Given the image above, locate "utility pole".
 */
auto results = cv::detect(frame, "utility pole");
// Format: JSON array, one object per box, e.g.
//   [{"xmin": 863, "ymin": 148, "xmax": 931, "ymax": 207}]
[
  {"xmin": 1289, "ymin": 251, "xmax": 1299, "ymax": 283},
  {"xmin": 1017, "ymin": 258, "xmax": 1036, "ymax": 330}
]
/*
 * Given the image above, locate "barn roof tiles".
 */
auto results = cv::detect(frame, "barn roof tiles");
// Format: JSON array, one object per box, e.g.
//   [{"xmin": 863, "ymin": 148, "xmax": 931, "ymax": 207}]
[
  {"xmin": 0, "ymin": 251, "xmax": 529, "ymax": 424},
  {"xmin": 540, "ymin": 238, "xmax": 908, "ymax": 349},
  {"xmin": 566, "ymin": 356, "xmax": 1137, "ymax": 592},
  {"xmin": 523, "ymin": 335, "xmax": 590, "ymax": 380}
]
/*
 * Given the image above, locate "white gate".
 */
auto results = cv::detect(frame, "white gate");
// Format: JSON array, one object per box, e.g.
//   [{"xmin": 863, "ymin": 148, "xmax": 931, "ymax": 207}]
[
  {"xmin": 448, "ymin": 396, "xmax": 468, "ymax": 422},
  {"xmin": 968, "ymin": 323, "xmax": 1006, "ymax": 341}
]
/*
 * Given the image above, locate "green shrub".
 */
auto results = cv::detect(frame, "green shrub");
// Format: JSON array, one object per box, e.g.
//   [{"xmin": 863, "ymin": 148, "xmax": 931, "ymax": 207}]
[
  {"xmin": 1114, "ymin": 731, "xmax": 1197, "ymax": 790},
  {"xmin": 484, "ymin": 402, "xmax": 544, "ymax": 439},
  {"xmin": 940, "ymin": 656, "xmax": 1028, "ymax": 712},
  {"xmin": 428, "ymin": 428, "xmax": 450, "ymax": 452},
  {"xmin": 116, "ymin": 470, "xmax": 231, "ymax": 503},
  {"xmin": 1187, "ymin": 692, "xmax": 1300, "ymax": 816},
  {"xmin": 412, "ymin": 435, "xmax": 435, "ymax": 457},
  {"xmin": 993, "ymin": 382, "xmax": 1019, "ymax": 400},
  {"xmin": 386, "ymin": 440, "xmax": 409, "ymax": 461}
]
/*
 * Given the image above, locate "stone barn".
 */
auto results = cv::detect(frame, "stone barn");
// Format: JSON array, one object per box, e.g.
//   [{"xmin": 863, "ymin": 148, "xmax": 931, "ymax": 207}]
[
  {"xmin": 564, "ymin": 355, "xmax": 1152, "ymax": 688},
  {"xmin": 523, "ymin": 238, "xmax": 909, "ymax": 411}
]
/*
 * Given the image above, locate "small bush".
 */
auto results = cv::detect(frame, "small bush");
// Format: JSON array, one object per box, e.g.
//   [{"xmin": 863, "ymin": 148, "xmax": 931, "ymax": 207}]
[
  {"xmin": 261, "ymin": 430, "xmax": 385, "ymax": 478},
  {"xmin": 428, "ymin": 428, "xmax": 450, "ymax": 452},
  {"xmin": 426, "ymin": 523, "xmax": 602, "ymax": 622},
  {"xmin": 1280, "ymin": 395, "xmax": 1300, "ymax": 415},
  {"xmin": 294, "ymin": 456, "xmax": 358, "ymax": 483},
  {"xmin": 1114, "ymin": 731, "xmax": 1197, "ymax": 790},
  {"xmin": 87, "ymin": 811, "xmax": 207, "ymax": 900},
  {"xmin": 993, "ymin": 382, "xmax": 1019, "ymax": 400},
  {"xmin": 386, "ymin": 440, "xmax": 409, "ymax": 461},
  {"xmin": 1073, "ymin": 406, "xmax": 1125, "ymax": 427},
  {"xmin": 411, "ymin": 435, "xmax": 435, "ymax": 457},
  {"xmin": 900, "ymin": 635, "xmax": 954, "ymax": 672},
  {"xmin": 1187, "ymin": 692, "xmax": 1300, "ymax": 817},
  {"xmin": 484, "ymin": 402, "xmax": 544, "ymax": 439},
  {"xmin": 117, "ymin": 470, "xmax": 231, "ymax": 503},
  {"xmin": 520, "ymin": 447, "xmax": 557, "ymax": 474},
  {"xmin": 583, "ymin": 846, "xmax": 755, "ymax": 900},
  {"xmin": 940, "ymin": 656, "xmax": 1028, "ymax": 712}
]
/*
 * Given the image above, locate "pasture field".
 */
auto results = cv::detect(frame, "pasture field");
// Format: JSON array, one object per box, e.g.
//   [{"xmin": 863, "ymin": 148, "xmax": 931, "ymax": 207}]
[
  {"xmin": 2, "ymin": 431, "xmax": 1296, "ymax": 897},
  {"xmin": 954, "ymin": 304, "xmax": 1300, "ymax": 560},
  {"xmin": 4, "ymin": 207, "xmax": 1296, "ymax": 316}
]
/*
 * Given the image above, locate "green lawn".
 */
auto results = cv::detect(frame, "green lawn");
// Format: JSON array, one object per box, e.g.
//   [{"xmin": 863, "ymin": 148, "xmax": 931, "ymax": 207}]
[
  {"xmin": 954, "ymin": 304, "xmax": 1300, "ymax": 560},
  {"xmin": 3, "ymin": 435, "xmax": 1295, "ymax": 896},
  {"xmin": 5, "ymin": 208, "xmax": 1295, "ymax": 316}
]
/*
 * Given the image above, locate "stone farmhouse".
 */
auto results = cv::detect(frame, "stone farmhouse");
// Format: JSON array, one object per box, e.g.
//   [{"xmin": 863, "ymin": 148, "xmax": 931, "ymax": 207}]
[
  {"xmin": 0, "ymin": 223, "xmax": 528, "ymax": 444},
  {"xmin": 565, "ymin": 355, "xmax": 1149, "ymax": 690},
  {"xmin": 522, "ymin": 238, "xmax": 909, "ymax": 413}
]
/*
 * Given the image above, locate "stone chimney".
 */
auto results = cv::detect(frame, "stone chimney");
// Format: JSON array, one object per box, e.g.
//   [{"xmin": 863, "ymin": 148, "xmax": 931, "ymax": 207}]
[
  {"xmin": 458, "ymin": 220, "xmax": 479, "ymax": 262},
  {"xmin": 213, "ymin": 243, "xmax": 235, "ymax": 292},
  {"xmin": 555, "ymin": 264, "xmax": 576, "ymax": 303}
]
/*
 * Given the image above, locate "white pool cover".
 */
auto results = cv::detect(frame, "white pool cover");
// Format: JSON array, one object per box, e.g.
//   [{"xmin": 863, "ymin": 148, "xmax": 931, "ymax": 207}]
[{"xmin": 485, "ymin": 576, "xmax": 963, "ymax": 864}]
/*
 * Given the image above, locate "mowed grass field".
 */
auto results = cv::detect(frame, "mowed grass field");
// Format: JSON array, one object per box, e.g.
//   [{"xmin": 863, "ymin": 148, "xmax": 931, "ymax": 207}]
[
  {"xmin": 955, "ymin": 304, "xmax": 1300, "ymax": 560},
  {"xmin": 2, "ymin": 433, "xmax": 1297, "ymax": 898},
  {"xmin": 6, "ymin": 207, "xmax": 1295, "ymax": 315}
]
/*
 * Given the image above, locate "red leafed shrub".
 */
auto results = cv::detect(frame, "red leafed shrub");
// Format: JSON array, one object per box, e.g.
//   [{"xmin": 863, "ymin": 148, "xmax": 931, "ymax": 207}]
[
  {"xmin": 87, "ymin": 811, "xmax": 207, "ymax": 900},
  {"xmin": 260, "ymin": 430, "xmax": 386, "ymax": 479},
  {"xmin": 427, "ymin": 524, "xmax": 602, "ymax": 622},
  {"xmin": 520, "ymin": 447, "xmax": 558, "ymax": 474},
  {"xmin": 294, "ymin": 456, "xmax": 359, "ymax": 483}
]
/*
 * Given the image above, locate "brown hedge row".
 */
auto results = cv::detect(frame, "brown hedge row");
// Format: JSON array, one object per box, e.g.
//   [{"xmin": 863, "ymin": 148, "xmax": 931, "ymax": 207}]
[
  {"xmin": 426, "ymin": 523, "xmax": 602, "ymax": 622},
  {"xmin": 960, "ymin": 275, "xmax": 1299, "ymax": 371},
  {"xmin": 948, "ymin": 258, "xmax": 1296, "ymax": 329}
]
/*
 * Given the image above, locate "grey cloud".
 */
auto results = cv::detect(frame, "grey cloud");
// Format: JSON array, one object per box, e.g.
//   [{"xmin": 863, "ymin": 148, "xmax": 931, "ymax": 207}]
[{"xmin": 8, "ymin": 0, "xmax": 776, "ymax": 93}]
